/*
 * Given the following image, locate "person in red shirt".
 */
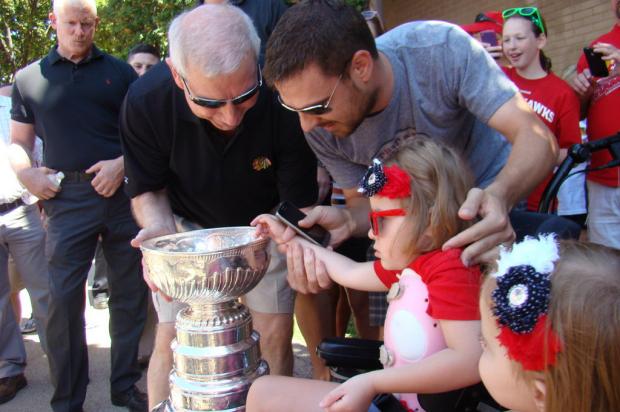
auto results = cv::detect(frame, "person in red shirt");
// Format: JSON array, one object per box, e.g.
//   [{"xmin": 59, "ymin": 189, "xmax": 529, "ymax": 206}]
[
  {"xmin": 501, "ymin": 7, "xmax": 582, "ymax": 218},
  {"xmin": 248, "ymin": 134, "xmax": 482, "ymax": 412},
  {"xmin": 571, "ymin": 0, "xmax": 620, "ymax": 249}
]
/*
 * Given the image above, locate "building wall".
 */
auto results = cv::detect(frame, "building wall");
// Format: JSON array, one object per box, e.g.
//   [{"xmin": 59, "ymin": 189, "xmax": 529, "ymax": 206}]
[{"xmin": 382, "ymin": 0, "xmax": 616, "ymax": 78}]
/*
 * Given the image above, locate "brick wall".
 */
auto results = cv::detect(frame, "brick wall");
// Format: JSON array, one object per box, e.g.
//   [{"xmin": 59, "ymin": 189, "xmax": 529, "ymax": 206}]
[{"xmin": 381, "ymin": 0, "xmax": 617, "ymax": 77}]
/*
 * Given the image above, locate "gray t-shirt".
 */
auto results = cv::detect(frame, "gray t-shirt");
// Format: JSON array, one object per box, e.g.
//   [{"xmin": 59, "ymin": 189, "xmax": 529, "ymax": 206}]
[{"xmin": 307, "ymin": 21, "xmax": 517, "ymax": 189}]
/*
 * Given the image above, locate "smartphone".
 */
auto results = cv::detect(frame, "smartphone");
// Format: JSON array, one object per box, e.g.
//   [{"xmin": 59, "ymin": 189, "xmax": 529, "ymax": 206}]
[
  {"xmin": 275, "ymin": 201, "xmax": 331, "ymax": 247},
  {"xmin": 479, "ymin": 30, "xmax": 498, "ymax": 47},
  {"xmin": 583, "ymin": 47, "xmax": 609, "ymax": 77}
]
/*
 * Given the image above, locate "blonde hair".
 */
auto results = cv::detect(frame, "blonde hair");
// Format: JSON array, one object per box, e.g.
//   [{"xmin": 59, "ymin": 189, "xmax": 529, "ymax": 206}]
[
  {"xmin": 384, "ymin": 133, "xmax": 474, "ymax": 257},
  {"xmin": 481, "ymin": 241, "xmax": 620, "ymax": 412}
]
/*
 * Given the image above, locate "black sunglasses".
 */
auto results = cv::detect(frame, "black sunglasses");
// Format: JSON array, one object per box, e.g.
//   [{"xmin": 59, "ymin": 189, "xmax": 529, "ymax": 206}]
[
  {"xmin": 181, "ymin": 65, "xmax": 262, "ymax": 108},
  {"xmin": 277, "ymin": 74, "xmax": 343, "ymax": 115}
]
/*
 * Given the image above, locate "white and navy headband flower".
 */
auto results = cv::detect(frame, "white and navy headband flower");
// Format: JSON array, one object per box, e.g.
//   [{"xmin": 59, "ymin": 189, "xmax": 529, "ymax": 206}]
[
  {"xmin": 358, "ymin": 158, "xmax": 411, "ymax": 199},
  {"xmin": 491, "ymin": 234, "xmax": 562, "ymax": 371}
]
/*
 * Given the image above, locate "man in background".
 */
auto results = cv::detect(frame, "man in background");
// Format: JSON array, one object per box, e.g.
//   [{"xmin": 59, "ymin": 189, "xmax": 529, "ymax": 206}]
[
  {"xmin": 9, "ymin": 0, "xmax": 147, "ymax": 410},
  {"xmin": 571, "ymin": 0, "xmax": 620, "ymax": 249},
  {"xmin": 127, "ymin": 44, "xmax": 161, "ymax": 77},
  {"xmin": 0, "ymin": 84, "xmax": 49, "ymax": 406}
]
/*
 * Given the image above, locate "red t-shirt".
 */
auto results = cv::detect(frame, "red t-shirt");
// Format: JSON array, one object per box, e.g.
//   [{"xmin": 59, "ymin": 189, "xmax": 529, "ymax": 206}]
[
  {"xmin": 576, "ymin": 24, "xmax": 620, "ymax": 187},
  {"xmin": 374, "ymin": 249, "xmax": 481, "ymax": 320},
  {"xmin": 503, "ymin": 67, "xmax": 582, "ymax": 210}
]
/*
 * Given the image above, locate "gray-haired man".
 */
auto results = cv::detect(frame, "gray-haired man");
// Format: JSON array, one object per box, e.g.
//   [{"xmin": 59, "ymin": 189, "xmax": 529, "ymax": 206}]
[{"xmin": 119, "ymin": 4, "xmax": 318, "ymax": 408}]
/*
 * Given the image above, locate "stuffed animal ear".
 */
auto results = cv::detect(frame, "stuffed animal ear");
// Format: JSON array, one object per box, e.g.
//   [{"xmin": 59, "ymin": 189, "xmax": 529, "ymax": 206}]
[{"xmin": 532, "ymin": 377, "xmax": 546, "ymax": 412}]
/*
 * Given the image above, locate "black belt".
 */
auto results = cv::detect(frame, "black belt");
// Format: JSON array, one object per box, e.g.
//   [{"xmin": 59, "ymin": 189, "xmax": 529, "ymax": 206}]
[
  {"xmin": 0, "ymin": 198, "xmax": 25, "ymax": 214},
  {"xmin": 60, "ymin": 171, "xmax": 94, "ymax": 183}
]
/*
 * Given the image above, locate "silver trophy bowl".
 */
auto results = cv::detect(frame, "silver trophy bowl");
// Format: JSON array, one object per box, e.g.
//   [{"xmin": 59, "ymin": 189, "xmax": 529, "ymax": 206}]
[
  {"xmin": 141, "ymin": 226, "xmax": 271, "ymax": 304},
  {"xmin": 141, "ymin": 227, "xmax": 272, "ymax": 411}
]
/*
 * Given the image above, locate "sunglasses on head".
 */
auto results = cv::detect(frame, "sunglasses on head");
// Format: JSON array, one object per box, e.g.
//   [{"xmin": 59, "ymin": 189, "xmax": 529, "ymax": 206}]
[
  {"xmin": 368, "ymin": 208, "xmax": 406, "ymax": 237},
  {"xmin": 277, "ymin": 73, "xmax": 343, "ymax": 116},
  {"xmin": 502, "ymin": 7, "xmax": 545, "ymax": 35},
  {"xmin": 181, "ymin": 65, "xmax": 262, "ymax": 109}
]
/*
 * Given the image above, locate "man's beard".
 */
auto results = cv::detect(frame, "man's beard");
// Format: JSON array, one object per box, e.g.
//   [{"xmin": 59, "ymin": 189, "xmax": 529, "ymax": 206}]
[{"xmin": 338, "ymin": 86, "xmax": 380, "ymax": 138}]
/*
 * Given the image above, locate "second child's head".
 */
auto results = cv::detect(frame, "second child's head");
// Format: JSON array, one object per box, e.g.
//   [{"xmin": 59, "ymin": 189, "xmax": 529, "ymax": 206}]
[
  {"xmin": 479, "ymin": 237, "xmax": 620, "ymax": 412},
  {"xmin": 358, "ymin": 133, "xmax": 473, "ymax": 269}
]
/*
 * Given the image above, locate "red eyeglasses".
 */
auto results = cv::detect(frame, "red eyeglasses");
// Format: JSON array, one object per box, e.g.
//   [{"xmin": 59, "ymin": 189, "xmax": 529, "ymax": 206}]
[{"xmin": 368, "ymin": 208, "xmax": 406, "ymax": 236}]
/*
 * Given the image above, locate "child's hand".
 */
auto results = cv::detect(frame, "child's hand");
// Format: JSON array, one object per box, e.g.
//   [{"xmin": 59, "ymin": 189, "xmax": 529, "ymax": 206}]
[
  {"xmin": 319, "ymin": 373, "xmax": 376, "ymax": 412},
  {"xmin": 251, "ymin": 214, "xmax": 287, "ymax": 241}
]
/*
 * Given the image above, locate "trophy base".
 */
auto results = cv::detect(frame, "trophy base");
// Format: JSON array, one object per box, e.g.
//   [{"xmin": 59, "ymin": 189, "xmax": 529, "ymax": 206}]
[
  {"xmin": 152, "ymin": 399, "xmax": 245, "ymax": 412},
  {"xmin": 152, "ymin": 360, "xmax": 269, "ymax": 412}
]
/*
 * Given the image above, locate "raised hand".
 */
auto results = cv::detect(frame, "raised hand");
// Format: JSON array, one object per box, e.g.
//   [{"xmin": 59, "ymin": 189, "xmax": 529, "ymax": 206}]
[{"xmin": 443, "ymin": 187, "xmax": 515, "ymax": 266}]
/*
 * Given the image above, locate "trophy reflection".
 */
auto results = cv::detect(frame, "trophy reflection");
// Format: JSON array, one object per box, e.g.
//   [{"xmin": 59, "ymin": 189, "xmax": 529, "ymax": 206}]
[{"xmin": 141, "ymin": 227, "xmax": 271, "ymax": 411}]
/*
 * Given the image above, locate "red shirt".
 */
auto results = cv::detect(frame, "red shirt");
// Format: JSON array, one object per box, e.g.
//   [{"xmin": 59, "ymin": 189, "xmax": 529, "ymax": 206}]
[
  {"xmin": 503, "ymin": 67, "xmax": 582, "ymax": 210},
  {"xmin": 374, "ymin": 249, "xmax": 481, "ymax": 320},
  {"xmin": 576, "ymin": 24, "xmax": 620, "ymax": 187}
]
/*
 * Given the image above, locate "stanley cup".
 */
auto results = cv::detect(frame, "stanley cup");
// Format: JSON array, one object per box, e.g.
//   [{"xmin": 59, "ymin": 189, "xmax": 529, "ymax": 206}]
[{"xmin": 141, "ymin": 227, "xmax": 272, "ymax": 411}]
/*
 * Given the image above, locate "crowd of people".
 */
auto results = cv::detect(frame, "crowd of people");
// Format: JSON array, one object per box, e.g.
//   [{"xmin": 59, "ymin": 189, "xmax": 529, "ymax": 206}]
[{"xmin": 0, "ymin": 0, "xmax": 619, "ymax": 412}]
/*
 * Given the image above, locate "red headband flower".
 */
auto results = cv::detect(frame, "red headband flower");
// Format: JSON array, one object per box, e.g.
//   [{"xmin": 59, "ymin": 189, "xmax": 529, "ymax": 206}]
[
  {"xmin": 358, "ymin": 159, "xmax": 411, "ymax": 199},
  {"xmin": 491, "ymin": 235, "xmax": 562, "ymax": 371}
]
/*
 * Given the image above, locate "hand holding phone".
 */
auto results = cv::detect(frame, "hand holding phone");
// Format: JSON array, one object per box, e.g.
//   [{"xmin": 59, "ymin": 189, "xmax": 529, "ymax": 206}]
[
  {"xmin": 275, "ymin": 201, "xmax": 331, "ymax": 247},
  {"xmin": 584, "ymin": 47, "xmax": 609, "ymax": 77},
  {"xmin": 480, "ymin": 30, "xmax": 498, "ymax": 47}
]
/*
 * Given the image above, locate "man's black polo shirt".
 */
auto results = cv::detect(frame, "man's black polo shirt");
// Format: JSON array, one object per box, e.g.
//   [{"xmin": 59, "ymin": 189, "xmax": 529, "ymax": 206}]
[
  {"xmin": 11, "ymin": 45, "xmax": 137, "ymax": 171},
  {"xmin": 120, "ymin": 63, "xmax": 318, "ymax": 228}
]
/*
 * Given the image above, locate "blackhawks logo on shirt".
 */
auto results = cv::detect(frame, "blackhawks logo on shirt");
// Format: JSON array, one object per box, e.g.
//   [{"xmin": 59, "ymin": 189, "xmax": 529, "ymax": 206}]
[{"xmin": 252, "ymin": 156, "xmax": 272, "ymax": 171}]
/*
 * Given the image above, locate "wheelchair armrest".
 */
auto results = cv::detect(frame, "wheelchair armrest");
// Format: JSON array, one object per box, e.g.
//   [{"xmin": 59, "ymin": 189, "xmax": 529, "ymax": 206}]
[{"xmin": 317, "ymin": 337, "xmax": 384, "ymax": 370}]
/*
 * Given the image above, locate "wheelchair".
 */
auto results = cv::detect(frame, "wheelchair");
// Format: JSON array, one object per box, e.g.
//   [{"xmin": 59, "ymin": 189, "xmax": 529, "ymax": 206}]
[
  {"xmin": 316, "ymin": 337, "xmax": 504, "ymax": 412},
  {"xmin": 314, "ymin": 132, "xmax": 620, "ymax": 412}
]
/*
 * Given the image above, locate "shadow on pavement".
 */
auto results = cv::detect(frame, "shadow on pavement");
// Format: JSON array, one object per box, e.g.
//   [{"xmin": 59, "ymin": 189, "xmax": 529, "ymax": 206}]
[{"xmin": 6, "ymin": 306, "xmax": 312, "ymax": 412}]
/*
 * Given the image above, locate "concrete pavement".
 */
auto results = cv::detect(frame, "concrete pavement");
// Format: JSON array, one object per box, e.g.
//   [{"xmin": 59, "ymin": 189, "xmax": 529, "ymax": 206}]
[{"xmin": 4, "ymin": 291, "xmax": 312, "ymax": 412}]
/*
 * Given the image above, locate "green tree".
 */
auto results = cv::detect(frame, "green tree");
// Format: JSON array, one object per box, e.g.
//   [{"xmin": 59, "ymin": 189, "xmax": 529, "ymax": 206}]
[
  {"xmin": 0, "ymin": 0, "xmax": 192, "ymax": 83},
  {"xmin": 96, "ymin": 0, "xmax": 192, "ymax": 60},
  {"xmin": 1, "ymin": 0, "xmax": 370, "ymax": 83},
  {"xmin": 0, "ymin": 0, "xmax": 53, "ymax": 83}
]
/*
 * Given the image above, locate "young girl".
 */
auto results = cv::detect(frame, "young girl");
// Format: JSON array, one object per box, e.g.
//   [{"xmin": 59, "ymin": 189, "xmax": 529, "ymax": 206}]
[
  {"xmin": 247, "ymin": 136, "xmax": 482, "ymax": 412},
  {"xmin": 501, "ymin": 7, "xmax": 584, "ymax": 220},
  {"xmin": 479, "ymin": 235, "xmax": 620, "ymax": 411}
]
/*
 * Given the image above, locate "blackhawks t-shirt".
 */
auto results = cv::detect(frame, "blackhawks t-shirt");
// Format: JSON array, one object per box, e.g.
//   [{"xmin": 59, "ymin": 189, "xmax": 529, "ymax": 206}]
[
  {"xmin": 374, "ymin": 249, "xmax": 481, "ymax": 321},
  {"xmin": 503, "ymin": 67, "xmax": 582, "ymax": 211},
  {"xmin": 576, "ymin": 24, "xmax": 620, "ymax": 187}
]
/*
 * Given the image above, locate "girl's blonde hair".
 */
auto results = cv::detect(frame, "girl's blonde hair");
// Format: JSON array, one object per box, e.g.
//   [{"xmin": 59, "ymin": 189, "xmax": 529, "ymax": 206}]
[
  {"xmin": 481, "ymin": 240, "xmax": 620, "ymax": 412},
  {"xmin": 384, "ymin": 133, "xmax": 474, "ymax": 257}
]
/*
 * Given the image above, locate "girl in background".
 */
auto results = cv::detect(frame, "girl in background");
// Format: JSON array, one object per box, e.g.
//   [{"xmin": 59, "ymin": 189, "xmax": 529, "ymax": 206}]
[
  {"xmin": 248, "ymin": 135, "xmax": 482, "ymax": 412},
  {"xmin": 479, "ymin": 236, "xmax": 620, "ymax": 411},
  {"xmin": 501, "ymin": 7, "xmax": 584, "ymax": 223}
]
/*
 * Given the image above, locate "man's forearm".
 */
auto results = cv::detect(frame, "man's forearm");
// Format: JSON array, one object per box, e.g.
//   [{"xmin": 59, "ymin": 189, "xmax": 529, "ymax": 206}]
[
  {"xmin": 8, "ymin": 143, "xmax": 36, "ymax": 186},
  {"xmin": 345, "ymin": 198, "xmax": 372, "ymax": 237},
  {"xmin": 131, "ymin": 189, "xmax": 176, "ymax": 233},
  {"xmin": 490, "ymin": 124, "xmax": 557, "ymax": 209},
  {"xmin": 9, "ymin": 120, "xmax": 38, "ymax": 183},
  {"xmin": 342, "ymin": 189, "xmax": 371, "ymax": 238},
  {"xmin": 486, "ymin": 95, "xmax": 559, "ymax": 209}
]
